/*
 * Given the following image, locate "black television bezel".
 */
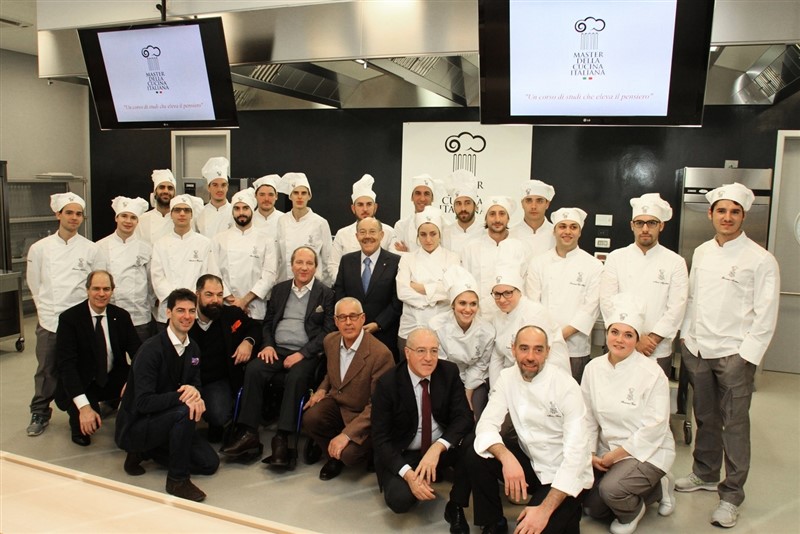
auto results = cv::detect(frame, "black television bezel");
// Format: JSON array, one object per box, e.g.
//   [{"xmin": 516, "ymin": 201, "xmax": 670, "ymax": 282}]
[
  {"xmin": 478, "ymin": 0, "xmax": 715, "ymax": 126},
  {"xmin": 78, "ymin": 17, "xmax": 238, "ymax": 130}
]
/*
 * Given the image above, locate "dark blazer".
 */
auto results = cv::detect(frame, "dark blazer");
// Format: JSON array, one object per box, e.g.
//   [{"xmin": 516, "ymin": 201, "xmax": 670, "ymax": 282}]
[
  {"xmin": 189, "ymin": 305, "xmax": 261, "ymax": 389},
  {"xmin": 371, "ymin": 359, "xmax": 473, "ymax": 479},
  {"xmin": 262, "ymin": 278, "xmax": 335, "ymax": 359},
  {"xmin": 334, "ymin": 248, "xmax": 402, "ymax": 356},
  {"xmin": 115, "ymin": 330, "xmax": 202, "ymax": 450},
  {"xmin": 55, "ymin": 300, "xmax": 141, "ymax": 410},
  {"xmin": 317, "ymin": 331, "xmax": 395, "ymax": 445}
]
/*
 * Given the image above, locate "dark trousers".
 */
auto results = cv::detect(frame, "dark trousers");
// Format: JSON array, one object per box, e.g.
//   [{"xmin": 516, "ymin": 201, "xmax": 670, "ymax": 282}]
[
  {"xmin": 64, "ymin": 373, "xmax": 126, "ymax": 436},
  {"xmin": 134, "ymin": 322, "xmax": 155, "ymax": 344},
  {"xmin": 238, "ymin": 347, "xmax": 318, "ymax": 433},
  {"xmin": 303, "ymin": 397, "xmax": 371, "ymax": 466},
  {"xmin": 467, "ymin": 436, "xmax": 584, "ymax": 532},
  {"xmin": 569, "ymin": 355, "xmax": 590, "ymax": 384},
  {"xmin": 377, "ymin": 445, "xmax": 471, "ymax": 514},
  {"xmin": 200, "ymin": 379, "xmax": 234, "ymax": 427},
  {"xmin": 30, "ymin": 324, "xmax": 58, "ymax": 416},
  {"xmin": 125, "ymin": 404, "xmax": 219, "ymax": 480}
]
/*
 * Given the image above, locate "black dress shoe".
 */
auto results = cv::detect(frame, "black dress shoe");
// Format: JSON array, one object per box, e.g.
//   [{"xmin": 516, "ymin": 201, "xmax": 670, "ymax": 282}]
[
  {"xmin": 481, "ymin": 517, "xmax": 508, "ymax": 534},
  {"xmin": 319, "ymin": 458, "xmax": 344, "ymax": 481},
  {"xmin": 219, "ymin": 429, "xmax": 262, "ymax": 458},
  {"xmin": 268, "ymin": 433, "xmax": 289, "ymax": 466},
  {"xmin": 166, "ymin": 477, "xmax": 206, "ymax": 502},
  {"xmin": 444, "ymin": 500, "xmax": 470, "ymax": 534},
  {"xmin": 305, "ymin": 440, "xmax": 322, "ymax": 465},
  {"xmin": 71, "ymin": 434, "xmax": 91, "ymax": 446},
  {"xmin": 124, "ymin": 452, "xmax": 146, "ymax": 476}
]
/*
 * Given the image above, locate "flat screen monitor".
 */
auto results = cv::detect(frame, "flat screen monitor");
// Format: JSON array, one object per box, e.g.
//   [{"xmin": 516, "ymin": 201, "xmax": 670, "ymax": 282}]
[
  {"xmin": 479, "ymin": 0, "xmax": 715, "ymax": 126},
  {"xmin": 79, "ymin": 17, "xmax": 238, "ymax": 130}
]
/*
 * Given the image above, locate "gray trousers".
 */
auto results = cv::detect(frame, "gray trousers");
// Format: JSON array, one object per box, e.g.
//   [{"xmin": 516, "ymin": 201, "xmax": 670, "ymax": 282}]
[
  {"xmin": 656, "ymin": 355, "xmax": 672, "ymax": 377},
  {"xmin": 570, "ymin": 355, "xmax": 591, "ymax": 383},
  {"xmin": 584, "ymin": 458, "xmax": 665, "ymax": 523},
  {"xmin": 134, "ymin": 322, "xmax": 155, "ymax": 344},
  {"xmin": 30, "ymin": 323, "xmax": 58, "ymax": 416},
  {"xmin": 681, "ymin": 346, "xmax": 756, "ymax": 506}
]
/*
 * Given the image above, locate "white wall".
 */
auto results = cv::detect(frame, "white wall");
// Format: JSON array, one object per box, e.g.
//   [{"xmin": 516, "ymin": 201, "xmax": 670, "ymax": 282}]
[{"xmin": 0, "ymin": 49, "xmax": 89, "ymax": 179}]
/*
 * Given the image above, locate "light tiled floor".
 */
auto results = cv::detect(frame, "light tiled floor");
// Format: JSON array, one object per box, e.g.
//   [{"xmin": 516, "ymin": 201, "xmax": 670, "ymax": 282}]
[{"xmin": 2, "ymin": 316, "xmax": 799, "ymax": 533}]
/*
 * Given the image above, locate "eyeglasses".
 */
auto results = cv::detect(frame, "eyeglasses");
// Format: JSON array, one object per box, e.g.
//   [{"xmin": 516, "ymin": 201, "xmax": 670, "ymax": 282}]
[
  {"xmin": 334, "ymin": 313, "xmax": 364, "ymax": 322},
  {"xmin": 407, "ymin": 347, "xmax": 439, "ymax": 356},
  {"xmin": 491, "ymin": 289, "xmax": 517, "ymax": 300},
  {"xmin": 171, "ymin": 207, "xmax": 192, "ymax": 214},
  {"xmin": 632, "ymin": 220, "xmax": 660, "ymax": 229}
]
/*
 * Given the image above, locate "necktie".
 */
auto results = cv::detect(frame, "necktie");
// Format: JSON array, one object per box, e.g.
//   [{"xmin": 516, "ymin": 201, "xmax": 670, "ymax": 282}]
[
  {"xmin": 362, "ymin": 257, "xmax": 372, "ymax": 293},
  {"xmin": 95, "ymin": 316, "xmax": 109, "ymax": 387},
  {"xmin": 420, "ymin": 378, "xmax": 432, "ymax": 454}
]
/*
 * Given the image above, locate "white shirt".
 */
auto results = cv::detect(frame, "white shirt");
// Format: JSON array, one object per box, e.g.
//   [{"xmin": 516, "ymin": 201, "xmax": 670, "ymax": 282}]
[
  {"xmin": 443, "ymin": 219, "xmax": 483, "ymax": 256},
  {"xmin": 526, "ymin": 247, "xmax": 603, "ymax": 357},
  {"xmin": 490, "ymin": 297, "xmax": 570, "ymax": 387},
  {"xmin": 399, "ymin": 367, "xmax": 449, "ymax": 478},
  {"xmin": 212, "ymin": 225, "xmax": 278, "ymax": 320},
  {"xmin": 136, "ymin": 209, "xmax": 174, "ymax": 245},
  {"xmin": 196, "ymin": 202, "xmax": 233, "ymax": 239},
  {"xmin": 600, "ymin": 243, "xmax": 688, "ymax": 360},
  {"xmin": 460, "ymin": 234, "xmax": 528, "ymax": 313},
  {"xmin": 475, "ymin": 363, "xmax": 594, "ymax": 497},
  {"xmin": 327, "ymin": 220, "xmax": 395, "ymax": 283},
  {"xmin": 276, "ymin": 208, "xmax": 333, "ymax": 284},
  {"xmin": 26, "ymin": 233, "xmax": 97, "ymax": 332},
  {"xmin": 396, "ymin": 246, "xmax": 460, "ymax": 338},
  {"xmin": 581, "ymin": 351, "xmax": 676, "ymax": 472},
  {"xmin": 292, "ymin": 277, "xmax": 315, "ymax": 299},
  {"xmin": 681, "ymin": 232, "xmax": 780, "ymax": 366},
  {"xmin": 510, "ymin": 219, "xmax": 555, "ymax": 258},
  {"xmin": 429, "ymin": 310, "xmax": 495, "ymax": 390},
  {"xmin": 339, "ymin": 329, "xmax": 365, "ymax": 380},
  {"xmin": 167, "ymin": 325, "xmax": 191, "ymax": 356},
  {"xmin": 253, "ymin": 208, "xmax": 284, "ymax": 236},
  {"xmin": 151, "ymin": 230, "xmax": 219, "ymax": 322},
  {"xmin": 94, "ymin": 232, "xmax": 153, "ymax": 326}
]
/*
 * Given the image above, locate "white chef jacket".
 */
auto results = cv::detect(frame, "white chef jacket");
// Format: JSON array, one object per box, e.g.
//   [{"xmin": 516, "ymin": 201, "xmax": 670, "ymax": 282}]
[
  {"xmin": 490, "ymin": 297, "xmax": 570, "ymax": 386},
  {"xmin": 151, "ymin": 230, "xmax": 219, "ymax": 322},
  {"xmin": 510, "ymin": 219, "xmax": 555, "ymax": 259},
  {"xmin": 253, "ymin": 208, "xmax": 283, "ymax": 237},
  {"xmin": 275, "ymin": 208, "xmax": 333, "ymax": 284},
  {"xmin": 460, "ymin": 235, "xmax": 529, "ymax": 311},
  {"xmin": 26, "ymin": 233, "xmax": 97, "ymax": 333},
  {"xmin": 526, "ymin": 247, "xmax": 602, "ymax": 358},
  {"xmin": 600, "ymin": 243, "xmax": 688, "ymax": 360},
  {"xmin": 327, "ymin": 220, "xmax": 395, "ymax": 283},
  {"xmin": 429, "ymin": 310, "xmax": 495, "ymax": 390},
  {"xmin": 475, "ymin": 363, "xmax": 594, "ymax": 497},
  {"xmin": 681, "ymin": 232, "xmax": 780, "ymax": 366},
  {"xmin": 442, "ymin": 220, "xmax": 483, "ymax": 256},
  {"xmin": 581, "ymin": 351, "xmax": 675, "ymax": 472},
  {"xmin": 94, "ymin": 232, "xmax": 153, "ymax": 326},
  {"xmin": 212, "ymin": 225, "xmax": 278, "ymax": 320},
  {"xmin": 135, "ymin": 209, "xmax": 174, "ymax": 245},
  {"xmin": 391, "ymin": 213, "xmax": 420, "ymax": 254},
  {"xmin": 396, "ymin": 246, "xmax": 460, "ymax": 339},
  {"xmin": 196, "ymin": 202, "xmax": 233, "ymax": 239}
]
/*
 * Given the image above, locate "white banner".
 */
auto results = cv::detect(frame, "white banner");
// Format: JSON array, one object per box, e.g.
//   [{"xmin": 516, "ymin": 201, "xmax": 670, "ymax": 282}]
[{"xmin": 400, "ymin": 122, "xmax": 534, "ymax": 224}]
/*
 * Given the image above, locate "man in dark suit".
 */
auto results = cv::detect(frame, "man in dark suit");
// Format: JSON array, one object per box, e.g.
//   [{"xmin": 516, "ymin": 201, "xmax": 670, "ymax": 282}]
[
  {"xmin": 302, "ymin": 296, "xmax": 395, "ymax": 480},
  {"xmin": 115, "ymin": 288, "xmax": 219, "ymax": 502},
  {"xmin": 190, "ymin": 274, "xmax": 261, "ymax": 442},
  {"xmin": 371, "ymin": 327, "xmax": 474, "ymax": 533},
  {"xmin": 55, "ymin": 270, "xmax": 142, "ymax": 446},
  {"xmin": 333, "ymin": 217, "xmax": 402, "ymax": 361},
  {"xmin": 220, "ymin": 246, "xmax": 335, "ymax": 465}
]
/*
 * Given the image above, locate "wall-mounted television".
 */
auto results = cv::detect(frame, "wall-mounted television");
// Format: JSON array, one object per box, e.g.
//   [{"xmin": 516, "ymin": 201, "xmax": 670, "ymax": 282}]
[
  {"xmin": 78, "ymin": 17, "xmax": 238, "ymax": 130},
  {"xmin": 479, "ymin": 0, "xmax": 715, "ymax": 126}
]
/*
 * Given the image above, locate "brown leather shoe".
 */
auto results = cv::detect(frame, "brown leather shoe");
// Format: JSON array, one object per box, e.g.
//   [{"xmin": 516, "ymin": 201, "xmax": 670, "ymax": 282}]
[
  {"xmin": 166, "ymin": 477, "xmax": 206, "ymax": 502},
  {"xmin": 269, "ymin": 433, "xmax": 289, "ymax": 466},
  {"xmin": 219, "ymin": 429, "xmax": 261, "ymax": 458},
  {"xmin": 123, "ymin": 452, "xmax": 145, "ymax": 476}
]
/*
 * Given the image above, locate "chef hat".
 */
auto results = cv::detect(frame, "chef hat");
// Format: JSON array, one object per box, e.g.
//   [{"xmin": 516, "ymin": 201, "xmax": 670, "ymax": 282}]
[
  {"xmin": 446, "ymin": 169, "xmax": 479, "ymax": 203},
  {"xmin": 170, "ymin": 194, "xmax": 204, "ymax": 217},
  {"xmin": 231, "ymin": 188, "xmax": 257, "ymax": 211},
  {"xmin": 605, "ymin": 293, "xmax": 646, "ymax": 337},
  {"xmin": 280, "ymin": 172, "xmax": 311, "ymax": 195},
  {"xmin": 630, "ymin": 193, "xmax": 672, "ymax": 222},
  {"xmin": 50, "ymin": 192, "xmax": 86, "ymax": 213},
  {"xmin": 201, "ymin": 157, "xmax": 229, "ymax": 183},
  {"xmin": 253, "ymin": 174, "xmax": 280, "ymax": 194},
  {"xmin": 492, "ymin": 264, "xmax": 524, "ymax": 294},
  {"xmin": 414, "ymin": 206, "xmax": 444, "ymax": 233},
  {"xmin": 411, "ymin": 173, "xmax": 435, "ymax": 192},
  {"xmin": 151, "ymin": 169, "xmax": 176, "ymax": 189},
  {"xmin": 111, "ymin": 196, "xmax": 149, "ymax": 217},
  {"xmin": 485, "ymin": 196, "xmax": 515, "ymax": 216},
  {"xmin": 351, "ymin": 174, "xmax": 377, "ymax": 203},
  {"xmin": 443, "ymin": 265, "xmax": 481, "ymax": 305},
  {"xmin": 520, "ymin": 179, "xmax": 555, "ymax": 201},
  {"xmin": 551, "ymin": 207, "xmax": 588, "ymax": 228},
  {"xmin": 705, "ymin": 182, "xmax": 755, "ymax": 212}
]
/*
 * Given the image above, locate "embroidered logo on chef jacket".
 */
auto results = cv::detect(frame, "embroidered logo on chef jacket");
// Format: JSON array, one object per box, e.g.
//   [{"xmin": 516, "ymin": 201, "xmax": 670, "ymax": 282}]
[
  {"xmin": 570, "ymin": 271, "xmax": 586, "ymax": 287},
  {"xmin": 653, "ymin": 268, "xmax": 669, "ymax": 286},
  {"xmin": 722, "ymin": 265, "xmax": 739, "ymax": 283},
  {"xmin": 621, "ymin": 387, "xmax": 637, "ymax": 406},
  {"xmin": 135, "ymin": 255, "xmax": 147, "ymax": 268},
  {"xmin": 250, "ymin": 246, "xmax": 260, "ymax": 259},
  {"xmin": 546, "ymin": 401, "xmax": 563, "ymax": 418},
  {"xmin": 190, "ymin": 250, "xmax": 202, "ymax": 262},
  {"xmin": 74, "ymin": 258, "xmax": 88, "ymax": 271},
  {"xmin": 474, "ymin": 343, "xmax": 482, "ymax": 358}
]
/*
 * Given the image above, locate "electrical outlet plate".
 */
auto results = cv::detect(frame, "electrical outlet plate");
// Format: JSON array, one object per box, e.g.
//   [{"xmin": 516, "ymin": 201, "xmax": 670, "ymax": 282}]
[
  {"xmin": 595, "ymin": 214, "xmax": 613, "ymax": 226},
  {"xmin": 595, "ymin": 237, "xmax": 611, "ymax": 249}
]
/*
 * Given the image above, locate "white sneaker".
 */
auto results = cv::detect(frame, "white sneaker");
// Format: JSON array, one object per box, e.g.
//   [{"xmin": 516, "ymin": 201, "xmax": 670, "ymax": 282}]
[
  {"xmin": 710, "ymin": 501, "xmax": 739, "ymax": 528},
  {"xmin": 609, "ymin": 504, "xmax": 646, "ymax": 534},
  {"xmin": 675, "ymin": 472, "xmax": 718, "ymax": 492},
  {"xmin": 658, "ymin": 473, "xmax": 676, "ymax": 516}
]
